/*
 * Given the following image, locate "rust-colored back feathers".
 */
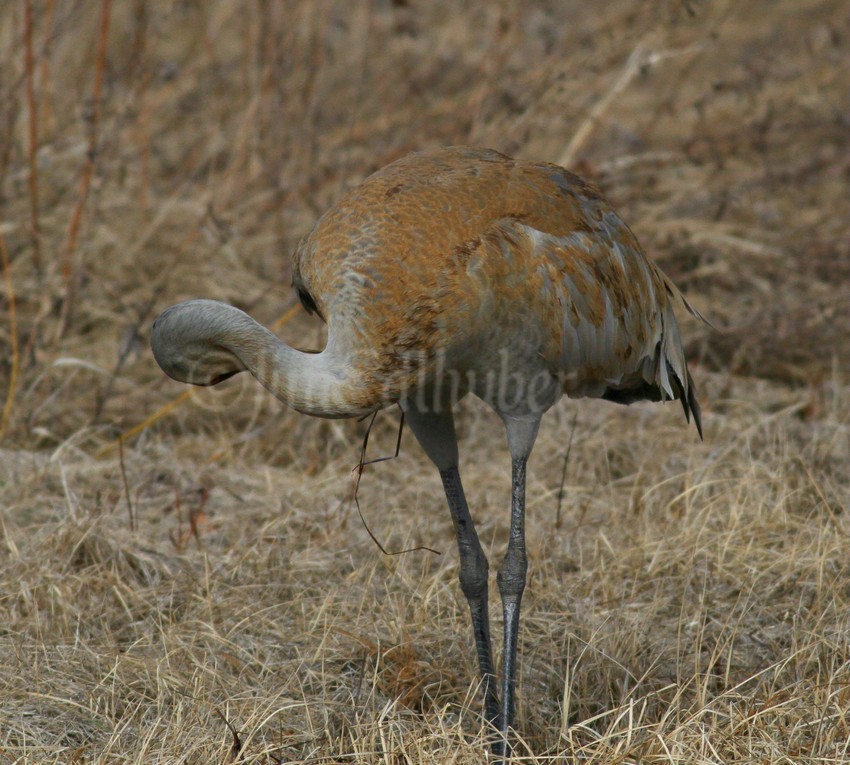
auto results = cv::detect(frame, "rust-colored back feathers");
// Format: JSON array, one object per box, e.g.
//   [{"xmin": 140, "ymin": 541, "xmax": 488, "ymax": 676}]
[{"xmin": 293, "ymin": 146, "xmax": 701, "ymax": 432}]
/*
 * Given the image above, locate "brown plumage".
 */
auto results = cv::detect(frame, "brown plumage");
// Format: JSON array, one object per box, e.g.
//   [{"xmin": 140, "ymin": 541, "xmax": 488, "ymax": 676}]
[
  {"xmin": 292, "ymin": 146, "xmax": 702, "ymax": 429},
  {"xmin": 151, "ymin": 146, "xmax": 703, "ymax": 760}
]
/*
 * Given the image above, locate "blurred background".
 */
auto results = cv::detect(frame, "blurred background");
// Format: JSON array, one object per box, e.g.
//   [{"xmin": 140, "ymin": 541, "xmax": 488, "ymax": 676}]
[
  {"xmin": 1, "ymin": 0, "xmax": 847, "ymax": 453},
  {"xmin": 1, "ymin": 1, "xmax": 848, "ymax": 762}
]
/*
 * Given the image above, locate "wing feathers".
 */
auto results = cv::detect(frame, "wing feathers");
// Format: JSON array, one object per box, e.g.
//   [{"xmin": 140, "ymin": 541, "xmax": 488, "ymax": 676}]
[{"xmin": 518, "ymin": 218, "xmax": 703, "ymax": 436}]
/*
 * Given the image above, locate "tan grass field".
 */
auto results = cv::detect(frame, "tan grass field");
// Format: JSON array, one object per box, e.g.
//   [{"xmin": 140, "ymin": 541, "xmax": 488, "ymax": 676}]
[{"xmin": 1, "ymin": 1, "xmax": 849, "ymax": 762}]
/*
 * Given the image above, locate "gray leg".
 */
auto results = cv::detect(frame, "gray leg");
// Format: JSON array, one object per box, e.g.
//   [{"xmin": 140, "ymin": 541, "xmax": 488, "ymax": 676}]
[
  {"xmin": 440, "ymin": 465, "xmax": 499, "ymax": 724},
  {"xmin": 401, "ymin": 402, "xmax": 500, "ymax": 725},
  {"xmin": 496, "ymin": 456, "xmax": 529, "ymax": 754}
]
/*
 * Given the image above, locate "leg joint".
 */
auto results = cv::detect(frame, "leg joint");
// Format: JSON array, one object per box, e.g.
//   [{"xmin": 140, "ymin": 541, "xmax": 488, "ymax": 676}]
[
  {"xmin": 458, "ymin": 542, "xmax": 489, "ymax": 598},
  {"xmin": 496, "ymin": 548, "xmax": 527, "ymax": 597}
]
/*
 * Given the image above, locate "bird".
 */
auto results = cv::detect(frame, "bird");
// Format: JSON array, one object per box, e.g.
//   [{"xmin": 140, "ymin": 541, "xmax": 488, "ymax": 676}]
[{"xmin": 151, "ymin": 145, "xmax": 703, "ymax": 759}]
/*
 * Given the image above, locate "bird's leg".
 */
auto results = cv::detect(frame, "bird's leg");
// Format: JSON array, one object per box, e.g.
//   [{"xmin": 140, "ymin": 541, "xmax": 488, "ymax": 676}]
[
  {"xmin": 401, "ymin": 400, "xmax": 500, "ymax": 726},
  {"xmin": 439, "ymin": 465, "xmax": 500, "ymax": 725},
  {"xmin": 495, "ymin": 456, "xmax": 529, "ymax": 755}
]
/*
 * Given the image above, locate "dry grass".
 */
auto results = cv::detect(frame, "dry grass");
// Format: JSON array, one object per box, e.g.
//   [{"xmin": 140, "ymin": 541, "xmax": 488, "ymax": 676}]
[{"xmin": 1, "ymin": 1, "xmax": 849, "ymax": 762}]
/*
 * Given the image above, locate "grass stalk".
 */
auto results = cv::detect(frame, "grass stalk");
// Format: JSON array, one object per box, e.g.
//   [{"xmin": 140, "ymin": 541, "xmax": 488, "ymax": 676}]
[
  {"xmin": 23, "ymin": 0, "xmax": 41, "ymax": 275},
  {"xmin": 58, "ymin": 0, "xmax": 112, "ymax": 337},
  {"xmin": 0, "ymin": 230, "xmax": 19, "ymax": 441}
]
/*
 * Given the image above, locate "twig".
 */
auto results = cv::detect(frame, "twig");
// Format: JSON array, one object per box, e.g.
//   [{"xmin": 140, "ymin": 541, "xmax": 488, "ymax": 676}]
[
  {"xmin": 555, "ymin": 411, "xmax": 578, "ymax": 529},
  {"xmin": 188, "ymin": 489, "xmax": 208, "ymax": 551},
  {"xmin": 118, "ymin": 436, "xmax": 136, "ymax": 533},
  {"xmin": 214, "ymin": 709, "xmax": 243, "ymax": 764},
  {"xmin": 37, "ymin": 0, "xmax": 56, "ymax": 137},
  {"xmin": 558, "ymin": 37, "xmax": 709, "ymax": 170},
  {"xmin": 0, "ymin": 89, "xmax": 21, "ymax": 198},
  {"xmin": 558, "ymin": 39, "xmax": 649, "ymax": 168},
  {"xmin": 91, "ymin": 288, "xmax": 162, "ymax": 423},
  {"xmin": 24, "ymin": 0, "xmax": 42, "ymax": 275},
  {"xmin": 97, "ymin": 389, "xmax": 196, "ymax": 459},
  {"xmin": 352, "ymin": 410, "xmax": 440, "ymax": 556},
  {"xmin": 58, "ymin": 0, "xmax": 112, "ymax": 337},
  {"xmin": 129, "ymin": 0, "xmax": 151, "ymax": 211},
  {"xmin": 0, "ymin": 231, "xmax": 19, "ymax": 442}
]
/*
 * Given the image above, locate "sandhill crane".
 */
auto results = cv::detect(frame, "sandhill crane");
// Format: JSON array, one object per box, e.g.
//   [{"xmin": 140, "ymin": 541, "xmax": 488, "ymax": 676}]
[{"xmin": 151, "ymin": 146, "xmax": 702, "ymax": 759}]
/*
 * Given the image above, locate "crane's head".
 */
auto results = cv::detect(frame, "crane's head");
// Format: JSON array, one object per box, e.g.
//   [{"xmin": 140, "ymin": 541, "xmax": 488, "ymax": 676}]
[{"xmin": 151, "ymin": 299, "xmax": 249, "ymax": 386}]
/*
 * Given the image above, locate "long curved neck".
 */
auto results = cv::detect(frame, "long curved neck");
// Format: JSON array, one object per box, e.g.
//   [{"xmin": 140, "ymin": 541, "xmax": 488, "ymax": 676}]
[
  {"xmin": 152, "ymin": 300, "xmax": 381, "ymax": 418},
  {"xmin": 240, "ymin": 323, "xmax": 374, "ymax": 418}
]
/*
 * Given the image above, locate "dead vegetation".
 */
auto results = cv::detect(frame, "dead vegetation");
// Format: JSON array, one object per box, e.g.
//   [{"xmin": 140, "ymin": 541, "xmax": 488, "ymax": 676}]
[{"xmin": 1, "ymin": 1, "xmax": 849, "ymax": 762}]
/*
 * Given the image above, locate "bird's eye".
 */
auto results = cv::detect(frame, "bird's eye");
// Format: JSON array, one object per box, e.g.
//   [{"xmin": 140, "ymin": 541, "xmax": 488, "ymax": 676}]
[{"xmin": 209, "ymin": 370, "xmax": 239, "ymax": 385}]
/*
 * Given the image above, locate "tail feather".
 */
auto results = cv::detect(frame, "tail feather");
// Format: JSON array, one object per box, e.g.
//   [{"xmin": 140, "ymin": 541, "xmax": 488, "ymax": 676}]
[
  {"xmin": 602, "ymin": 361, "xmax": 702, "ymax": 440},
  {"xmin": 601, "ymin": 298, "xmax": 703, "ymax": 440},
  {"xmin": 659, "ymin": 296, "xmax": 703, "ymax": 438},
  {"xmin": 662, "ymin": 273, "xmax": 712, "ymax": 328},
  {"xmin": 673, "ymin": 364, "xmax": 703, "ymax": 440}
]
